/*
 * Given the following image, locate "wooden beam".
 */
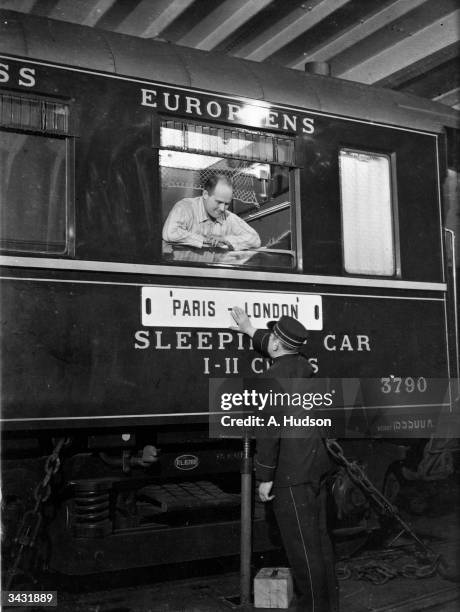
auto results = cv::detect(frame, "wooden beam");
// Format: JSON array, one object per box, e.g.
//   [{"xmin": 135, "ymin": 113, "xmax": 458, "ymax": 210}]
[
  {"xmin": 116, "ymin": 0, "xmax": 194, "ymax": 38},
  {"xmin": 337, "ymin": 9, "xmax": 460, "ymax": 84},
  {"xmin": 396, "ymin": 58, "xmax": 460, "ymax": 99},
  {"xmin": 178, "ymin": 0, "xmax": 272, "ymax": 51},
  {"xmin": 289, "ymin": 0, "xmax": 428, "ymax": 70},
  {"xmin": 331, "ymin": 0, "xmax": 457, "ymax": 77},
  {"xmin": 377, "ymin": 42, "xmax": 460, "ymax": 89},
  {"xmin": 49, "ymin": 0, "xmax": 116, "ymax": 26},
  {"xmin": 232, "ymin": 0, "xmax": 351, "ymax": 62},
  {"xmin": 433, "ymin": 87, "xmax": 460, "ymax": 108},
  {"xmin": 0, "ymin": 0, "xmax": 36, "ymax": 13}
]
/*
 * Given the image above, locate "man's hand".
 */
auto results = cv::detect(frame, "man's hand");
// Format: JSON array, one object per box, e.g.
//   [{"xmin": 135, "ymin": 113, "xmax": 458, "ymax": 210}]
[
  {"xmin": 231, "ymin": 306, "xmax": 256, "ymax": 337},
  {"xmin": 259, "ymin": 481, "xmax": 275, "ymax": 502},
  {"xmin": 203, "ymin": 237, "xmax": 233, "ymax": 249},
  {"xmin": 203, "ymin": 237, "xmax": 221, "ymax": 248},
  {"xmin": 216, "ymin": 238, "xmax": 234, "ymax": 250}
]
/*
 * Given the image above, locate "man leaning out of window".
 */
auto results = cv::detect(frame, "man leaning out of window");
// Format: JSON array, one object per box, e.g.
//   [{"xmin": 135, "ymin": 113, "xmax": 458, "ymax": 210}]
[{"xmin": 162, "ymin": 174, "xmax": 261, "ymax": 251}]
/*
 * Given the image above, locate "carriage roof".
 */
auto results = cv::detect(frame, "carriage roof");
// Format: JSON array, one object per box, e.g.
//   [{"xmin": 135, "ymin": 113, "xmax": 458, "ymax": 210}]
[{"xmin": 1, "ymin": 9, "xmax": 459, "ymax": 133}]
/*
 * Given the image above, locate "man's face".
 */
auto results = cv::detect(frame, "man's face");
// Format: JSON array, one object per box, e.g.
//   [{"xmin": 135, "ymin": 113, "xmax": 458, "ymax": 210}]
[
  {"xmin": 203, "ymin": 181, "xmax": 233, "ymax": 220},
  {"xmin": 267, "ymin": 332, "xmax": 278, "ymax": 358}
]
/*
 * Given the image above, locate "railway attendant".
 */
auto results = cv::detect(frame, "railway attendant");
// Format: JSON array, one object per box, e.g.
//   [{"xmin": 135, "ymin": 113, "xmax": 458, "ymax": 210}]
[
  {"xmin": 231, "ymin": 307, "xmax": 338, "ymax": 612},
  {"xmin": 162, "ymin": 174, "xmax": 261, "ymax": 250}
]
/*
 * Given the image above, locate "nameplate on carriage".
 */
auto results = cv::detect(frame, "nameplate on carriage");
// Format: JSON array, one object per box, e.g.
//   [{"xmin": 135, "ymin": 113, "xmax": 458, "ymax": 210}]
[{"xmin": 141, "ymin": 287, "xmax": 322, "ymax": 330}]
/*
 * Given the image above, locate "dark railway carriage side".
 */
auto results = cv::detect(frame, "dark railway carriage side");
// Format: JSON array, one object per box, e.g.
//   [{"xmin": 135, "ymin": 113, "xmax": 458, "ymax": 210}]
[
  {"xmin": 0, "ymin": 60, "xmax": 452, "ymax": 426},
  {"xmin": 0, "ymin": 10, "xmax": 459, "ymax": 575}
]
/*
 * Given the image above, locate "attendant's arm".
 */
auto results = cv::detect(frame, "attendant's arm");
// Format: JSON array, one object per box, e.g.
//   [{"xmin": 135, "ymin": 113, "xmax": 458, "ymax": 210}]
[
  {"xmin": 255, "ymin": 435, "xmax": 279, "ymax": 482},
  {"xmin": 223, "ymin": 215, "xmax": 261, "ymax": 250},
  {"xmin": 162, "ymin": 201, "xmax": 205, "ymax": 248},
  {"xmin": 230, "ymin": 307, "xmax": 271, "ymax": 356},
  {"xmin": 255, "ymin": 400, "xmax": 280, "ymax": 499},
  {"xmin": 231, "ymin": 306, "xmax": 277, "ymax": 496}
]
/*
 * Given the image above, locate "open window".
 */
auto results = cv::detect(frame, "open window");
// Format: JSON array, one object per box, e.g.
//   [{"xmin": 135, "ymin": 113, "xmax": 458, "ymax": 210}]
[
  {"xmin": 0, "ymin": 93, "xmax": 71, "ymax": 255},
  {"xmin": 339, "ymin": 149, "xmax": 397, "ymax": 276},
  {"xmin": 160, "ymin": 120, "xmax": 297, "ymax": 269}
]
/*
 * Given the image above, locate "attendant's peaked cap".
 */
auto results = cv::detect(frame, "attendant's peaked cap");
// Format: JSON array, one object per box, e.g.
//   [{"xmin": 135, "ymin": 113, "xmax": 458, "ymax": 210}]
[{"xmin": 267, "ymin": 315, "xmax": 309, "ymax": 349}]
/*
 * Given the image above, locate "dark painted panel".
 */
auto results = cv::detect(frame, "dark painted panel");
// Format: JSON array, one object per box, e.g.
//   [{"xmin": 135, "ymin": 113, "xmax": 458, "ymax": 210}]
[
  {"xmin": 75, "ymin": 78, "xmax": 160, "ymax": 262},
  {"xmin": 300, "ymin": 119, "xmax": 442, "ymax": 281},
  {"xmin": 1, "ymin": 278, "xmax": 448, "ymax": 427}
]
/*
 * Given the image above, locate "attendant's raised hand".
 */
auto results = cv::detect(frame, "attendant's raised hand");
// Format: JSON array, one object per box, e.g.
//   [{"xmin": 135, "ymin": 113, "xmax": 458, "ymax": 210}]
[{"xmin": 230, "ymin": 306, "xmax": 256, "ymax": 337}]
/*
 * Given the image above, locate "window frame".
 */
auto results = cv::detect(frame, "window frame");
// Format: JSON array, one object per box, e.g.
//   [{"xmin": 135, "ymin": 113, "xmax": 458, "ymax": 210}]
[
  {"xmin": 157, "ymin": 116, "xmax": 302, "ymax": 273},
  {"xmin": 0, "ymin": 92, "xmax": 75, "ymax": 258},
  {"xmin": 338, "ymin": 146, "xmax": 401, "ymax": 278}
]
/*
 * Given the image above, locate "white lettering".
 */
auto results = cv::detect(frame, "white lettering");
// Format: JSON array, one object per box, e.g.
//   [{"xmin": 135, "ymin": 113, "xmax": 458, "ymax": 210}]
[
  {"xmin": 308, "ymin": 357, "xmax": 319, "ymax": 374},
  {"xmin": 282, "ymin": 114, "xmax": 297, "ymax": 131},
  {"xmin": 176, "ymin": 331, "xmax": 192, "ymax": 349},
  {"xmin": 340, "ymin": 335, "xmax": 353, "ymax": 351},
  {"xmin": 185, "ymin": 96, "xmax": 202, "ymax": 115},
  {"xmin": 163, "ymin": 92, "xmax": 180, "ymax": 111},
  {"xmin": 206, "ymin": 100, "xmax": 222, "ymax": 118},
  {"xmin": 197, "ymin": 332, "xmax": 213, "ymax": 349},
  {"xmin": 323, "ymin": 334, "xmax": 370, "ymax": 352},
  {"xmin": 258, "ymin": 393, "xmax": 269, "ymax": 411},
  {"xmin": 141, "ymin": 88, "xmax": 157, "ymax": 107},
  {"xmin": 302, "ymin": 117, "xmax": 315, "ymax": 134},
  {"xmin": 138, "ymin": 87, "xmax": 313, "ymax": 135},
  {"xmin": 251, "ymin": 357, "xmax": 265, "ymax": 374},
  {"xmin": 224, "ymin": 356, "xmax": 239, "ymax": 374},
  {"xmin": 324, "ymin": 334, "xmax": 336, "ymax": 351},
  {"xmin": 357, "ymin": 335, "xmax": 371, "ymax": 351},
  {"xmin": 18, "ymin": 67, "xmax": 35, "ymax": 87},
  {"xmin": 134, "ymin": 330, "xmax": 150, "ymax": 349},
  {"xmin": 227, "ymin": 103, "xmax": 241, "ymax": 121},
  {"xmin": 154, "ymin": 330, "xmax": 171, "ymax": 349},
  {"xmin": 266, "ymin": 111, "xmax": 279, "ymax": 128},
  {"xmin": 218, "ymin": 332, "xmax": 233, "ymax": 349},
  {"xmin": 0, "ymin": 63, "xmax": 9, "ymax": 83}
]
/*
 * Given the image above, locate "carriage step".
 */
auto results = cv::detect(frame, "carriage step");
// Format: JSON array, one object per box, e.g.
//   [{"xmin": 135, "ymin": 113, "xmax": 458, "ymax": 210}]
[{"xmin": 138, "ymin": 481, "xmax": 240, "ymax": 512}]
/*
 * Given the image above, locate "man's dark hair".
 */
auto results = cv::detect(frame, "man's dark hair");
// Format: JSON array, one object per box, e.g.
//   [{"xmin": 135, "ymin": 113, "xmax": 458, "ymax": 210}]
[{"xmin": 204, "ymin": 174, "xmax": 233, "ymax": 193}]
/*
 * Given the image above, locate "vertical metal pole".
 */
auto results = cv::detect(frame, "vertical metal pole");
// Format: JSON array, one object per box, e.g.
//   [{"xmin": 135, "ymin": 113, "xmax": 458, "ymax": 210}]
[{"xmin": 240, "ymin": 434, "xmax": 252, "ymax": 605}]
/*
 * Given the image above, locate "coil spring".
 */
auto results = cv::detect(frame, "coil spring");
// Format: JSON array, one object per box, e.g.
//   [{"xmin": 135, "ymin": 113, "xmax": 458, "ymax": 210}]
[{"xmin": 71, "ymin": 479, "xmax": 113, "ymax": 538}]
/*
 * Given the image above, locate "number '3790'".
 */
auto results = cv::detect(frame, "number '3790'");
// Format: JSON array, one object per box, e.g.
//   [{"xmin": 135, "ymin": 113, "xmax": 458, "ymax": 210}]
[{"xmin": 380, "ymin": 377, "xmax": 427, "ymax": 394}]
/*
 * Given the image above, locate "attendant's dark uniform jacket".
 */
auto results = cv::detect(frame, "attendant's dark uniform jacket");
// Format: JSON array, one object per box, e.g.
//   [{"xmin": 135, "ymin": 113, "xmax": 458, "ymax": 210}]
[{"xmin": 253, "ymin": 329, "xmax": 333, "ymax": 489}]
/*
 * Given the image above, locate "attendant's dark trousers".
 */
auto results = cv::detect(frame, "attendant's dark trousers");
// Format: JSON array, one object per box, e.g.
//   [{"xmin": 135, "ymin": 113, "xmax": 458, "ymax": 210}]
[{"xmin": 273, "ymin": 482, "xmax": 339, "ymax": 612}]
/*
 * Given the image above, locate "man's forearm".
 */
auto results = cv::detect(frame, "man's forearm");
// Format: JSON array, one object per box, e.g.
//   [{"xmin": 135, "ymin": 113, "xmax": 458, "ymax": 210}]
[
  {"xmin": 225, "ymin": 233, "xmax": 260, "ymax": 251},
  {"xmin": 243, "ymin": 324, "xmax": 256, "ymax": 338},
  {"xmin": 163, "ymin": 230, "xmax": 204, "ymax": 248}
]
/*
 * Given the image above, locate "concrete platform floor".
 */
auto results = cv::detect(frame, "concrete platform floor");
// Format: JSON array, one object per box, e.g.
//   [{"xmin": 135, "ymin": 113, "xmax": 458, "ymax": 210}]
[
  {"xmin": 54, "ymin": 507, "xmax": 460, "ymax": 612},
  {"xmin": 55, "ymin": 557, "xmax": 460, "ymax": 612},
  {"xmin": 10, "ymin": 478, "xmax": 459, "ymax": 612}
]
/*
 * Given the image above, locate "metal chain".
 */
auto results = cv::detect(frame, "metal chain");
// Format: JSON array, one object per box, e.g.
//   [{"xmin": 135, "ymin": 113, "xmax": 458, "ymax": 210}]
[
  {"xmin": 337, "ymin": 548, "xmax": 441, "ymax": 585},
  {"xmin": 325, "ymin": 439, "xmax": 441, "ymax": 581},
  {"xmin": 5, "ymin": 437, "xmax": 69, "ymax": 590},
  {"xmin": 326, "ymin": 439, "xmax": 424, "ymax": 543}
]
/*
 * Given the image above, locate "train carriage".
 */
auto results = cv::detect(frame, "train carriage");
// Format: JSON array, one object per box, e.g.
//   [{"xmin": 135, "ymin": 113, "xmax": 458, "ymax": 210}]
[{"xmin": 0, "ymin": 10, "xmax": 459, "ymax": 577}]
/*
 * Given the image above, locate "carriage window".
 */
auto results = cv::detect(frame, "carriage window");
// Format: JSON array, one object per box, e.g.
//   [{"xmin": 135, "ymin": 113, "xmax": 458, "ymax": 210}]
[
  {"xmin": 0, "ymin": 94, "xmax": 69, "ymax": 254},
  {"xmin": 160, "ymin": 121, "xmax": 295, "ymax": 269},
  {"xmin": 339, "ymin": 149, "xmax": 395, "ymax": 276}
]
